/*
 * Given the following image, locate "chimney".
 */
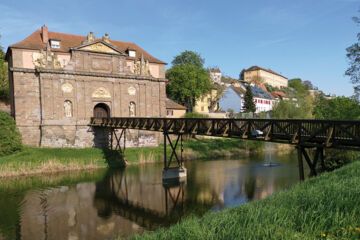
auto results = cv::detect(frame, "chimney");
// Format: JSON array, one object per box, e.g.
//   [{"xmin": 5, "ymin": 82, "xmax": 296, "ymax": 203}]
[{"xmin": 41, "ymin": 25, "xmax": 48, "ymax": 44}]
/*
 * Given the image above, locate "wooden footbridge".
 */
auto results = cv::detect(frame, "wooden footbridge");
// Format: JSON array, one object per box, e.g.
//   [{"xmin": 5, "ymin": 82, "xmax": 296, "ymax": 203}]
[{"xmin": 90, "ymin": 117, "xmax": 360, "ymax": 181}]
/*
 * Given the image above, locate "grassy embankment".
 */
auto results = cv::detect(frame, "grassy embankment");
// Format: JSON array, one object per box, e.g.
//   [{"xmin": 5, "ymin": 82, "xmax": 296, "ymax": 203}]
[
  {"xmin": 0, "ymin": 138, "xmax": 264, "ymax": 178},
  {"xmin": 130, "ymin": 160, "xmax": 360, "ymax": 240}
]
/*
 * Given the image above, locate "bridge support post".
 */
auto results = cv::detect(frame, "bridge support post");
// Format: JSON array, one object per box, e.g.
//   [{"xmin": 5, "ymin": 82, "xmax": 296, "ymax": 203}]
[
  {"xmin": 109, "ymin": 128, "xmax": 127, "ymax": 161},
  {"xmin": 162, "ymin": 132, "xmax": 187, "ymax": 183},
  {"xmin": 297, "ymin": 146, "xmax": 305, "ymax": 181},
  {"xmin": 297, "ymin": 145, "xmax": 325, "ymax": 181}
]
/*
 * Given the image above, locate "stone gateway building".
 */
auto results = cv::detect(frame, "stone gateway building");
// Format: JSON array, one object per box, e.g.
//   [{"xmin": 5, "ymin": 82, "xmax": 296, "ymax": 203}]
[{"xmin": 6, "ymin": 26, "xmax": 167, "ymax": 147}]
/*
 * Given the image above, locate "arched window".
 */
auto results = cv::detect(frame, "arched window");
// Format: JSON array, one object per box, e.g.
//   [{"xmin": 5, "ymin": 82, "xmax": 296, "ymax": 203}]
[
  {"xmin": 94, "ymin": 103, "xmax": 110, "ymax": 118},
  {"xmin": 64, "ymin": 100, "xmax": 72, "ymax": 118},
  {"xmin": 129, "ymin": 102, "xmax": 136, "ymax": 117}
]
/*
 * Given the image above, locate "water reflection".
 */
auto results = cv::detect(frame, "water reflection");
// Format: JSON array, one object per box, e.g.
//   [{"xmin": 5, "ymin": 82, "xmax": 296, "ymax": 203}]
[{"xmin": 0, "ymin": 155, "xmax": 300, "ymax": 240}]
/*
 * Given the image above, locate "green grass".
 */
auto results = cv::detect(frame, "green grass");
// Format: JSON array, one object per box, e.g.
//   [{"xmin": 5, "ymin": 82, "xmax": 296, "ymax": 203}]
[
  {"xmin": 130, "ymin": 160, "xmax": 360, "ymax": 240},
  {"xmin": 0, "ymin": 138, "xmax": 263, "ymax": 177}
]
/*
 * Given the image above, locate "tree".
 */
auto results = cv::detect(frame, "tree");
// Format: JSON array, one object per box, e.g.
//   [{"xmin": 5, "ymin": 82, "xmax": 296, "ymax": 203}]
[
  {"xmin": 166, "ymin": 51, "xmax": 211, "ymax": 111},
  {"xmin": 313, "ymin": 96, "xmax": 360, "ymax": 120},
  {"xmin": 0, "ymin": 111, "xmax": 22, "ymax": 156},
  {"xmin": 208, "ymin": 83, "xmax": 226, "ymax": 112},
  {"xmin": 239, "ymin": 69, "xmax": 245, "ymax": 81},
  {"xmin": 171, "ymin": 50, "xmax": 205, "ymax": 68},
  {"xmin": 345, "ymin": 14, "xmax": 360, "ymax": 99},
  {"xmin": 244, "ymin": 85, "xmax": 256, "ymax": 113},
  {"xmin": 250, "ymin": 75, "xmax": 264, "ymax": 86},
  {"xmin": 0, "ymin": 35, "xmax": 9, "ymax": 99}
]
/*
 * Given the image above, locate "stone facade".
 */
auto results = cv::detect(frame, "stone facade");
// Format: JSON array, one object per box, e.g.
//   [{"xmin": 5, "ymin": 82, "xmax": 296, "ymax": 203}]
[{"xmin": 6, "ymin": 26, "xmax": 167, "ymax": 147}]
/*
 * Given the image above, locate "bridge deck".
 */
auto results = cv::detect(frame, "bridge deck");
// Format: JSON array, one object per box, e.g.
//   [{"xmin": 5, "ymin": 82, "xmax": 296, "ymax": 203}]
[{"xmin": 90, "ymin": 117, "xmax": 360, "ymax": 150}]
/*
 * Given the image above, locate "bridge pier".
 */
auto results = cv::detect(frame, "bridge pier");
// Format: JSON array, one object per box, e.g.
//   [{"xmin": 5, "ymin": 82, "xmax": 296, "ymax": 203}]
[
  {"xmin": 109, "ymin": 128, "xmax": 127, "ymax": 162},
  {"xmin": 162, "ymin": 132, "xmax": 187, "ymax": 183},
  {"xmin": 297, "ymin": 145, "xmax": 325, "ymax": 181}
]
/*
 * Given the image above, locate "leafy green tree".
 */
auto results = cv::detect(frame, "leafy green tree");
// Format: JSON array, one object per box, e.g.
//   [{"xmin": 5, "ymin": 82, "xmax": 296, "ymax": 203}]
[
  {"xmin": 239, "ymin": 69, "xmax": 245, "ymax": 81},
  {"xmin": 288, "ymin": 78, "xmax": 308, "ymax": 93},
  {"xmin": 208, "ymin": 83, "xmax": 226, "ymax": 112},
  {"xmin": 0, "ymin": 35, "xmax": 9, "ymax": 99},
  {"xmin": 0, "ymin": 111, "xmax": 22, "ymax": 156},
  {"xmin": 166, "ymin": 51, "xmax": 211, "ymax": 111},
  {"xmin": 313, "ymin": 96, "xmax": 360, "ymax": 120},
  {"xmin": 345, "ymin": 14, "xmax": 360, "ymax": 99},
  {"xmin": 244, "ymin": 85, "xmax": 256, "ymax": 113},
  {"xmin": 272, "ymin": 96, "xmax": 313, "ymax": 119},
  {"xmin": 171, "ymin": 50, "xmax": 205, "ymax": 68}
]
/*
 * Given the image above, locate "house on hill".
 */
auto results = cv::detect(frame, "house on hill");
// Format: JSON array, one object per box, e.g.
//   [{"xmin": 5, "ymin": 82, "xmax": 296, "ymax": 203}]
[{"xmin": 244, "ymin": 66, "xmax": 288, "ymax": 88}]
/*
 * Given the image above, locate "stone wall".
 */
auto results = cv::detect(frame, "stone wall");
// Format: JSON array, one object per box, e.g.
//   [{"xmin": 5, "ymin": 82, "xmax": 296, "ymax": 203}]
[{"xmin": 10, "ymin": 68, "xmax": 167, "ymax": 148}]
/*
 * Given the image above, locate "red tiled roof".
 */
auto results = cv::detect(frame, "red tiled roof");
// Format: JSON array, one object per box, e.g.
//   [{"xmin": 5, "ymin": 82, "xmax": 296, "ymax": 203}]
[
  {"xmin": 245, "ymin": 65, "xmax": 287, "ymax": 79},
  {"xmin": 8, "ymin": 29, "xmax": 166, "ymax": 64},
  {"xmin": 271, "ymin": 91, "xmax": 287, "ymax": 98},
  {"xmin": 165, "ymin": 98, "xmax": 187, "ymax": 110}
]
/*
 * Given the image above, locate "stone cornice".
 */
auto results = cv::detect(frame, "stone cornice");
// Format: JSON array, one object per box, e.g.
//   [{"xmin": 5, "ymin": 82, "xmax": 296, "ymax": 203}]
[{"xmin": 10, "ymin": 67, "xmax": 168, "ymax": 82}]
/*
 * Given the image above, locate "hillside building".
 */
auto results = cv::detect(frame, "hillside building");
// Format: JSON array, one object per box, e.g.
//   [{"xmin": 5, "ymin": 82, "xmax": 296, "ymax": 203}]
[{"xmin": 244, "ymin": 66, "xmax": 288, "ymax": 88}]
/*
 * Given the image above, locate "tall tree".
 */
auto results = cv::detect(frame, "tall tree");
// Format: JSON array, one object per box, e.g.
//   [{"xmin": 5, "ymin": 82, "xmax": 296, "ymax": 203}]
[
  {"xmin": 239, "ymin": 69, "xmax": 245, "ymax": 81},
  {"xmin": 166, "ymin": 51, "xmax": 211, "ymax": 111},
  {"xmin": 0, "ymin": 35, "xmax": 9, "ymax": 99},
  {"xmin": 250, "ymin": 75, "xmax": 264, "ymax": 86},
  {"xmin": 171, "ymin": 50, "xmax": 205, "ymax": 68},
  {"xmin": 244, "ymin": 85, "xmax": 256, "ymax": 113},
  {"xmin": 345, "ymin": 14, "xmax": 360, "ymax": 99},
  {"xmin": 313, "ymin": 96, "xmax": 360, "ymax": 120}
]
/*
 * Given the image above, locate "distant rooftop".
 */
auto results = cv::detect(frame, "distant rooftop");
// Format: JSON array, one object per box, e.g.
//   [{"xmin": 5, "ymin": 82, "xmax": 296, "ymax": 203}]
[
  {"xmin": 245, "ymin": 66, "xmax": 287, "ymax": 79},
  {"xmin": 165, "ymin": 98, "xmax": 187, "ymax": 110}
]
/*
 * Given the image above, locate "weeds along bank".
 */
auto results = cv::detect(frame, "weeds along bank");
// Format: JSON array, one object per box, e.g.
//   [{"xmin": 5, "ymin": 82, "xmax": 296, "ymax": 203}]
[
  {"xmin": 130, "ymin": 160, "xmax": 360, "ymax": 240},
  {"xmin": 0, "ymin": 138, "xmax": 264, "ymax": 178}
]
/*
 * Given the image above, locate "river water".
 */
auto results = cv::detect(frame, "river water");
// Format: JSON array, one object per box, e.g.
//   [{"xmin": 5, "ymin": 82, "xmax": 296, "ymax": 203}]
[{"xmin": 0, "ymin": 152, "xmax": 301, "ymax": 240}]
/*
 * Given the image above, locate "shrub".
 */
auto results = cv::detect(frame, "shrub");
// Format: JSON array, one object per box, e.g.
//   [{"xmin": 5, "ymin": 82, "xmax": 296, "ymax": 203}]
[
  {"xmin": 185, "ymin": 112, "xmax": 208, "ymax": 118},
  {"xmin": 0, "ymin": 111, "xmax": 22, "ymax": 156}
]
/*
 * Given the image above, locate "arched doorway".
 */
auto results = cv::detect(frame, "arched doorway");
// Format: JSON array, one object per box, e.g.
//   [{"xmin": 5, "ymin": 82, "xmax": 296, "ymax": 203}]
[{"xmin": 94, "ymin": 103, "xmax": 110, "ymax": 118}]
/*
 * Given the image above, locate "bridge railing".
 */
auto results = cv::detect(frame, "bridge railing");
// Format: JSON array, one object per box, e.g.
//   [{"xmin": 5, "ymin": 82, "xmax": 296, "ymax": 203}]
[{"xmin": 90, "ymin": 117, "xmax": 360, "ymax": 149}]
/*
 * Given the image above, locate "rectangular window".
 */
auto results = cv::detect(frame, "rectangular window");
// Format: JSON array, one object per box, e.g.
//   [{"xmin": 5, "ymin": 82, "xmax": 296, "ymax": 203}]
[
  {"xmin": 50, "ymin": 40, "xmax": 60, "ymax": 49},
  {"xmin": 129, "ymin": 50, "xmax": 136, "ymax": 57},
  {"xmin": 201, "ymin": 106, "xmax": 204, "ymax": 111},
  {"xmin": 167, "ymin": 110, "xmax": 173, "ymax": 116}
]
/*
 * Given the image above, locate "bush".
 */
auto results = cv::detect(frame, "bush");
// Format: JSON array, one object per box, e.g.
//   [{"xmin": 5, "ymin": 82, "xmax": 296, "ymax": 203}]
[
  {"xmin": 185, "ymin": 112, "xmax": 208, "ymax": 118},
  {"xmin": 0, "ymin": 111, "xmax": 22, "ymax": 156}
]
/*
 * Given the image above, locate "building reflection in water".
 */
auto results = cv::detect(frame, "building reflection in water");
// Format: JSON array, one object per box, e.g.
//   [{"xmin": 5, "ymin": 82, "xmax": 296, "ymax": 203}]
[{"xmin": 8, "ymin": 157, "xmax": 298, "ymax": 240}]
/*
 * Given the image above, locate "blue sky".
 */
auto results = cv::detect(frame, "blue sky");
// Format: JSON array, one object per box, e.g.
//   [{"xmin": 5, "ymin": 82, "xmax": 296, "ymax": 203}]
[{"xmin": 0, "ymin": 0, "xmax": 359, "ymax": 96}]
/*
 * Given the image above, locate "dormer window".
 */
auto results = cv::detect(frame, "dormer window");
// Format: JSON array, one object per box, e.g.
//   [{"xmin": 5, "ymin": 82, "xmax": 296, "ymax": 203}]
[
  {"xmin": 50, "ymin": 39, "xmax": 60, "ymax": 49},
  {"xmin": 129, "ymin": 50, "xmax": 136, "ymax": 57}
]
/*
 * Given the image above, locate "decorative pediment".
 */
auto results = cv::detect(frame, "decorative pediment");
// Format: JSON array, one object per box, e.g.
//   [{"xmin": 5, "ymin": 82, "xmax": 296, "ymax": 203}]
[
  {"xmin": 73, "ymin": 41, "xmax": 125, "ymax": 55},
  {"xmin": 92, "ymin": 87, "xmax": 111, "ymax": 99}
]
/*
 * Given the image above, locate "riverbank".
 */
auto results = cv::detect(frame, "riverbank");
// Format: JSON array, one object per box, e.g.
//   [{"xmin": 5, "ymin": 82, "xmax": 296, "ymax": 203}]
[
  {"xmin": 130, "ymin": 160, "xmax": 360, "ymax": 240},
  {"xmin": 0, "ymin": 138, "xmax": 264, "ymax": 178}
]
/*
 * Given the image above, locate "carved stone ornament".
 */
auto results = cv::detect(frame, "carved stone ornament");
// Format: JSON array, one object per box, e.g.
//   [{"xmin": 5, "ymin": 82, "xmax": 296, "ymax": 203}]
[
  {"xmin": 32, "ymin": 52, "xmax": 46, "ymax": 68},
  {"xmin": 32, "ymin": 51, "xmax": 64, "ymax": 69},
  {"xmin": 64, "ymin": 100, "xmax": 72, "ymax": 118},
  {"xmin": 92, "ymin": 87, "xmax": 111, "ymax": 98},
  {"xmin": 129, "ymin": 102, "xmax": 136, "ymax": 117},
  {"xmin": 61, "ymin": 83, "xmax": 73, "ymax": 93},
  {"xmin": 133, "ymin": 53, "xmax": 151, "ymax": 76},
  {"xmin": 81, "ymin": 43, "xmax": 117, "ymax": 54},
  {"xmin": 128, "ymin": 86, "xmax": 136, "ymax": 96}
]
